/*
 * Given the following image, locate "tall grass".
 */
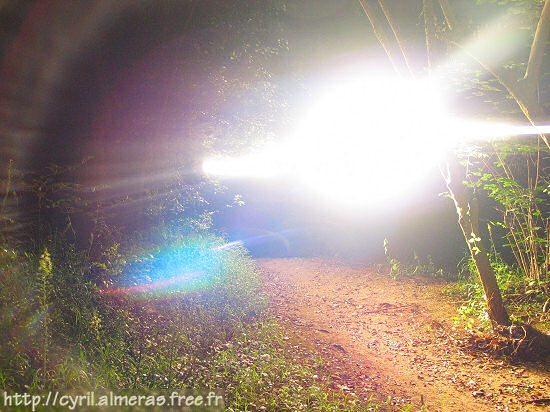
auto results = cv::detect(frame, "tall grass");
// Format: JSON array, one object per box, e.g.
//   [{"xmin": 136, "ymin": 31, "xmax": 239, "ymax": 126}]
[
  {"xmin": 445, "ymin": 251, "xmax": 550, "ymax": 332},
  {"xmin": 0, "ymin": 157, "xmax": 390, "ymax": 410},
  {"xmin": 0, "ymin": 229, "xmax": 383, "ymax": 410}
]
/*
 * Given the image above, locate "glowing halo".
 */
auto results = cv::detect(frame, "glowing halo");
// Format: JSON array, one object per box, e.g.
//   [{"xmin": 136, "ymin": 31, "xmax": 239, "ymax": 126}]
[
  {"xmin": 203, "ymin": 75, "xmax": 550, "ymax": 207},
  {"xmin": 100, "ymin": 231, "xmax": 295, "ymax": 296}
]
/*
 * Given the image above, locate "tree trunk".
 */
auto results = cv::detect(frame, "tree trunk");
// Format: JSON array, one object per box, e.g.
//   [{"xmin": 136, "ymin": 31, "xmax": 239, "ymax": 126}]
[
  {"xmin": 443, "ymin": 155, "xmax": 511, "ymax": 326},
  {"xmin": 357, "ymin": 0, "xmax": 514, "ymax": 327}
]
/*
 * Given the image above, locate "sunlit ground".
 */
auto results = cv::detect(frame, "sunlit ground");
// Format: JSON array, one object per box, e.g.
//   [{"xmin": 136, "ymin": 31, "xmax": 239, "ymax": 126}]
[{"xmin": 203, "ymin": 75, "xmax": 550, "ymax": 208}]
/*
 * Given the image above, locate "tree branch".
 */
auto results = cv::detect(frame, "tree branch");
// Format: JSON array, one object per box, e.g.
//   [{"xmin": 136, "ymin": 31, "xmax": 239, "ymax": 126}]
[
  {"xmin": 445, "ymin": 37, "xmax": 550, "ymax": 149},
  {"xmin": 356, "ymin": 0, "xmax": 405, "ymax": 75},
  {"xmin": 423, "ymin": 0, "xmax": 438, "ymax": 68},
  {"xmin": 524, "ymin": 0, "xmax": 550, "ymax": 89},
  {"xmin": 437, "ymin": 0, "xmax": 458, "ymax": 32},
  {"xmin": 377, "ymin": 0, "xmax": 414, "ymax": 76}
]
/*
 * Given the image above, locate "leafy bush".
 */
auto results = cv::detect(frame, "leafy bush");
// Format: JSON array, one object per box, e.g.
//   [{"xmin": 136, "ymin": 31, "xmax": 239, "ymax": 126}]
[
  {"xmin": 1, "ymin": 228, "xmax": 380, "ymax": 410},
  {"xmin": 446, "ymin": 253, "xmax": 550, "ymax": 332},
  {"xmin": 382, "ymin": 238, "xmax": 451, "ymax": 281},
  {"xmin": 0, "ymin": 156, "xmax": 385, "ymax": 410},
  {"xmin": 466, "ymin": 141, "xmax": 550, "ymax": 284}
]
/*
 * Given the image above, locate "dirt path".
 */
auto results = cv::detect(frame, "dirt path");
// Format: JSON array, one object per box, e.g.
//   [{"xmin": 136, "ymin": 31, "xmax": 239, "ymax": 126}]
[{"xmin": 257, "ymin": 258, "xmax": 550, "ymax": 411}]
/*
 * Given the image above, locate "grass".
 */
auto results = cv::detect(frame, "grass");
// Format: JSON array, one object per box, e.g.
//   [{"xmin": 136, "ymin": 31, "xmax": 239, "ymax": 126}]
[
  {"xmin": 443, "ymin": 254, "xmax": 550, "ymax": 332},
  {"xmin": 379, "ymin": 244, "xmax": 550, "ymax": 334},
  {"xmin": 2, "ymin": 229, "xmax": 424, "ymax": 411}
]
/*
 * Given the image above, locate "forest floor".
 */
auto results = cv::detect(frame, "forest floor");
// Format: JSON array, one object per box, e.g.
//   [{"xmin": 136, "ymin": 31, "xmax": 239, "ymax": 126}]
[{"xmin": 257, "ymin": 258, "xmax": 550, "ymax": 411}]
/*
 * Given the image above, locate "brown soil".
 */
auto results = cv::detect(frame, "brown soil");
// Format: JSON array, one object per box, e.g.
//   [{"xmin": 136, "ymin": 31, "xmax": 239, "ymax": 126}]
[{"xmin": 257, "ymin": 258, "xmax": 550, "ymax": 411}]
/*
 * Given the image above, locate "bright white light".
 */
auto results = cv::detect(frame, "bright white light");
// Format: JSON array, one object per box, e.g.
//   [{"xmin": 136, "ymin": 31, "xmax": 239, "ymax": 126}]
[
  {"xmin": 289, "ymin": 76, "xmax": 454, "ymax": 205},
  {"xmin": 203, "ymin": 75, "xmax": 550, "ymax": 207},
  {"xmin": 202, "ymin": 143, "xmax": 292, "ymax": 178}
]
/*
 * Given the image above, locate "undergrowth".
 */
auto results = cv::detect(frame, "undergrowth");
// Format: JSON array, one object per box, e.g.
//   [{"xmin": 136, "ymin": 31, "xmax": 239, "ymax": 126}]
[
  {"xmin": 0, "ymin": 230, "xmax": 395, "ymax": 411},
  {"xmin": 443, "ymin": 253, "xmax": 550, "ymax": 333},
  {"xmin": 0, "ymin": 158, "xmax": 419, "ymax": 411},
  {"xmin": 381, "ymin": 238, "xmax": 550, "ymax": 334},
  {"xmin": 380, "ymin": 239, "xmax": 454, "ymax": 282}
]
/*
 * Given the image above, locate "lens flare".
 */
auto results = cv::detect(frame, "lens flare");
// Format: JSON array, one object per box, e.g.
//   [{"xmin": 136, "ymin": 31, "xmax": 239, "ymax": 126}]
[
  {"xmin": 100, "ymin": 236, "xmax": 227, "ymax": 296},
  {"xmin": 203, "ymin": 76, "xmax": 550, "ymax": 207},
  {"xmin": 100, "ymin": 231, "xmax": 294, "ymax": 296},
  {"xmin": 203, "ymin": 145, "xmax": 291, "ymax": 178}
]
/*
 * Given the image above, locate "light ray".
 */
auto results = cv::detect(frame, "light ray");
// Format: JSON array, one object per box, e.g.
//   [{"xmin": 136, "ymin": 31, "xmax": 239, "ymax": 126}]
[{"xmin": 203, "ymin": 76, "xmax": 550, "ymax": 207}]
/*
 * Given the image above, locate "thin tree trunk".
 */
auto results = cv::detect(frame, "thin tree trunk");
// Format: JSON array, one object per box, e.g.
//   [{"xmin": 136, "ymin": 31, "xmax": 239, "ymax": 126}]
[
  {"xmin": 358, "ymin": 0, "xmax": 513, "ymax": 326},
  {"xmin": 357, "ymin": 0, "xmax": 407, "ymax": 75},
  {"xmin": 443, "ymin": 0, "xmax": 550, "ymax": 150},
  {"xmin": 377, "ymin": 0, "xmax": 413, "ymax": 75},
  {"xmin": 437, "ymin": 0, "xmax": 458, "ymax": 31},
  {"xmin": 443, "ymin": 156, "xmax": 510, "ymax": 326},
  {"xmin": 423, "ymin": 0, "xmax": 438, "ymax": 68}
]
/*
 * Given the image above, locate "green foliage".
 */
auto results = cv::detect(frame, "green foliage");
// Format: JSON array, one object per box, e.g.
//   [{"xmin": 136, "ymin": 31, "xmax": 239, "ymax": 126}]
[
  {"xmin": 207, "ymin": 320, "xmax": 364, "ymax": 410},
  {"xmin": 383, "ymin": 239, "xmax": 450, "ymax": 281},
  {"xmin": 447, "ymin": 252, "xmax": 550, "ymax": 332},
  {"xmin": 0, "ymin": 159, "xmax": 22, "ymax": 246},
  {"xmin": 36, "ymin": 249, "xmax": 53, "ymax": 383},
  {"xmin": 0, "ymin": 226, "xmax": 385, "ymax": 410},
  {"xmin": 30, "ymin": 159, "xmax": 95, "ymax": 219},
  {"xmin": 466, "ymin": 140, "xmax": 550, "ymax": 284}
]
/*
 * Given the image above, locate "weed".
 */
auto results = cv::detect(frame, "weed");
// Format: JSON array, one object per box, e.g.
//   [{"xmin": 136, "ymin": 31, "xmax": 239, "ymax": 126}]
[
  {"xmin": 383, "ymin": 239, "xmax": 451, "ymax": 281},
  {"xmin": 0, "ymin": 231, "xmax": 388, "ymax": 410},
  {"xmin": 36, "ymin": 249, "xmax": 53, "ymax": 384},
  {"xmin": 446, "ymin": 252, "xmax": 550, "ymax": 332}
]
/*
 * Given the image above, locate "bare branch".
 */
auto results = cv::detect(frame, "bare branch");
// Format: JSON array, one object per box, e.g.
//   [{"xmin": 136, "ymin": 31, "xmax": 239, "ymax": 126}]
[
  {"xmin": 356, "ymin": 0, "xmax": 404, "ymax": 75},
  {"xmin": 377, "ymin": 0, "xmax": 414, "ymax": 76},
  {"xmin": 524, "ymin": 0, "xmax": 550, "ymax": 88},
  {"xmin": 448, "ymin": 38, "xmax": 550, "ymax": 149},
  {"xmin": 423, "ymin": 0, "xmax": 438, "ymax": 68},
  {"xmin": 437, "ymin": 0, "xmax": 458, "ymax": 32}
]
